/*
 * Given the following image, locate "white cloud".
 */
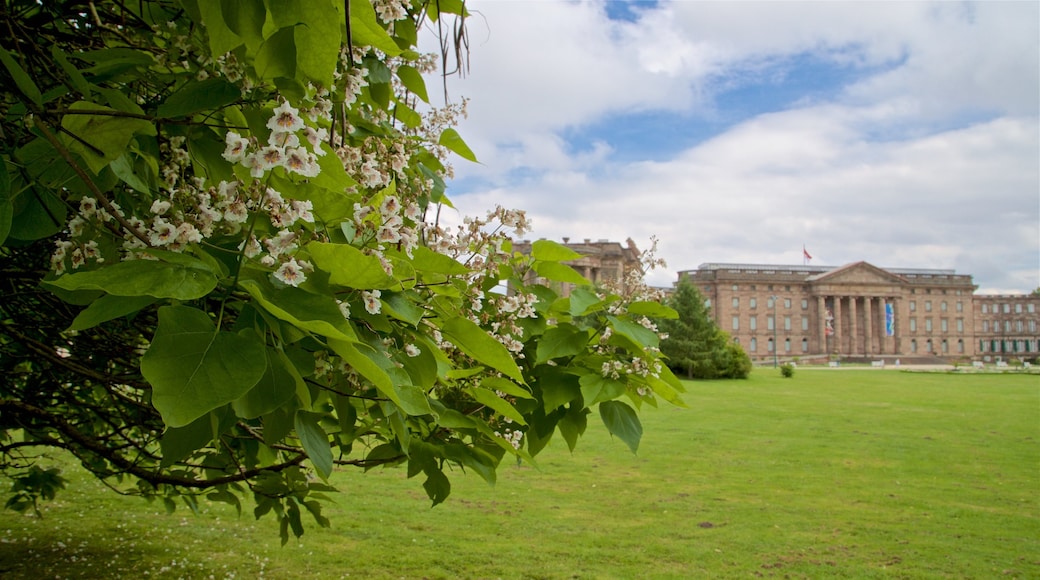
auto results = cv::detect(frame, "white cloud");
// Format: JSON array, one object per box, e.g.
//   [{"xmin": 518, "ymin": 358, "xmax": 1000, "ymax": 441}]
[{"xmin": 427, "ymin": 0, "xmax": 1039, "ymax": 292}]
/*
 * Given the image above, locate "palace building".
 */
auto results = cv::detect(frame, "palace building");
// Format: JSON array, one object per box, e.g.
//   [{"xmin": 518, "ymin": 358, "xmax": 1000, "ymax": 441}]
[
  {"xmin": 679, "ymin": 262, "xmax": 1040, "ymax": 363},
  {"xmin": 513, "ymin": 238, "xmax": 643, "ymax": 298}
]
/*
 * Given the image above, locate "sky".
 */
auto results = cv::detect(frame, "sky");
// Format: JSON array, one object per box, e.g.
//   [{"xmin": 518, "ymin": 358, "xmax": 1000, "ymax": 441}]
[{"xmin": 421, "ymin": 0, "xmax": 1039, "ymax": 293}]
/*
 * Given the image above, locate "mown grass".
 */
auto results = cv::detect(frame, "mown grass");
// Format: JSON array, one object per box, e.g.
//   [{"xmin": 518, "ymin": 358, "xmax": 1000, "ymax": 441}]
[{"xmin": 1, "ymin": 370, "xmax": 1037, "ymax": 579}]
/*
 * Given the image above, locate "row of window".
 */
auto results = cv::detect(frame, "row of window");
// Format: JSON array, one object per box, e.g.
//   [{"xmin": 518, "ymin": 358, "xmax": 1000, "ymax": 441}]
[
  {"xmin": 981, "ymin": 320, "xmax": 1037, "ymax": 333},
  {"xmin": 908, "ymin": 288, "xmax": 965, "ymax": 296},
  {"xmin": 729, "ymin": 297, "xmax": 809, "ymax": 310},
  {"xmin": 908, "ymin": 300, "xmax": 964, "ymax": 313},
  {"xmin": 741, "ymin": 337, "xmax": 1039, "ymax": 355},
  {"xmin": 980, "ymin": 303, "xmax": 1037, "ymax": 314},
  {"xmin": 979, "ymin": 339, "xmax": 1039, "ymax": 353},
  {"xmin": 726, "ymin": 284, "xmax": 968, "ymax": 296},
  {"xmin": 732, "ymin": 315, "xmax": 810, "ymax": 331},
  {"xmin": 909, "ymin": 338, "xmax": 965, "ymax": 354},
  {"xmin": 746, "ymin": 337, "xmax": 809, "ymax": 353},
  {"xmin": 907, "ymin": 317, "xmax": 964, "ymax": 333},
  {"xmin": 727, "ymin": 284, "xmax": 794, "ymax": 292}
]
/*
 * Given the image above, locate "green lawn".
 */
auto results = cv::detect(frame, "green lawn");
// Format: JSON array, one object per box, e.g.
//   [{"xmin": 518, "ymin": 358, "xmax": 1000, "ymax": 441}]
[{"xmin": 1, "ymin": 370, "xmax": 1037, "ymax": 579}]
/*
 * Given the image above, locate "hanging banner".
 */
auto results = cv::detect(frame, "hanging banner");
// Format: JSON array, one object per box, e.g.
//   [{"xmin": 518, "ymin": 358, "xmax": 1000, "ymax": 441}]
[{"xmin": 885, "ymin": 302, "xmax": 895, "ymax": 336}]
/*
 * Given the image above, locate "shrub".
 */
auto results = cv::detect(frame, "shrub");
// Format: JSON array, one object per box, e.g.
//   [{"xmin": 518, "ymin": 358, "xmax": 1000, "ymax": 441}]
[{"xmin": 780, "ymin": 363, "xmax": 795, "ymax": 378}]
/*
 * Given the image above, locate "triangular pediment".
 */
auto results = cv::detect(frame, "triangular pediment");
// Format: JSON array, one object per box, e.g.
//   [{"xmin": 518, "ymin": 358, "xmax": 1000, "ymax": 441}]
[{"xmin": 806, "ymin": 262, "xmax": 907, "ymax": 286}]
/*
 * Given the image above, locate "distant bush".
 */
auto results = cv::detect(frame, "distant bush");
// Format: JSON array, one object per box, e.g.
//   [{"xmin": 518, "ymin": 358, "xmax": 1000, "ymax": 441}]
[{"xmin": 780, "ymin": 363, "xmax": 795, "ymax": 378}]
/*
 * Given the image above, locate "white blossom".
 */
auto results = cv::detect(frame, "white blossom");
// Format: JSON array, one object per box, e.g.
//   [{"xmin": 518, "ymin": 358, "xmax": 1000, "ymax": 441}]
[
  {"xmin": 267, "ymin": 101, "xmax": 304, "ymax": 134},
  {"xmin": 274, "ymin": 258, "xmax": 306, "ymax": 287},
  {"xmin": 222, "ymin": 131, "xmax": 250, "ymax": 162},
  {"xmin": 362, "ymin": 290, "xmax": 382, "ymax": 314}
]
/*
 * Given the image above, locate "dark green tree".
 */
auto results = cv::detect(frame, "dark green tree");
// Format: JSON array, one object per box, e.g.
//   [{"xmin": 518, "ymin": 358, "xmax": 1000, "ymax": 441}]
[{"xmin": 658, "ymin": 277, "xmax": 750, "ymax": 379}]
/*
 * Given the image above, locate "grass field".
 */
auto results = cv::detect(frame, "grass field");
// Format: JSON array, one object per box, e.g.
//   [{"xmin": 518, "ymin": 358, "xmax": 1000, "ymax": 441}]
[{"xmin": 1, "ymin": 370, "xmax": 1037, "ymax": 579}]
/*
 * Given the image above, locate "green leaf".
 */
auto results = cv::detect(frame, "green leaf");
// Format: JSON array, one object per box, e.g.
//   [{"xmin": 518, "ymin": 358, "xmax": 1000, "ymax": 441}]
[
  {"xmin": 157, "ymin": 78, "xmax": 241, "ymax": 118},
  {"xmin": 50, "ymin": 259, "xmax": 219, "ymax": 301},
  {"xmin": 538, "ymin": 368, "xmax": 581, "ymax": 412},
  {"xmin": 158, "ymin": 413, "xmax": 214, "ymax": 467},
  {"xmin": 348, "ymin": 0, "xmax": 403, "ymax": 56},
  {"xmin": 437, "ymin": 128, "xmax": 478, "ymax": 163},
  {"xmin": 481, "ymin": 376, "xmax": 533, "ymax": 400},
  {"xmin": 441, "ymin": 317, "xmax": 524, "ymax": 384},
  {"xmin": 642, "ymin": 374, "xmax": 687, "ymax": 407},
  {"xmin": 47, "ymin": 258, "xmax": 218, "ymax": 300},
  {"xmin": 394, "ymin": 384, "xmax": 433, "ymax": 417},
  {"xmin": 558, "ymin": 405, "xmax": 588, "ymax": 452},
  {"xmin": 0, "ymin": 47, "xmax": 42, "ymax": 107},
  {"xmin": 295, "ymin": 411, "xmax": 333, "ymax": 479},
  {"xmin": 197, "ymin": 0, "xmax": 243, "ymax": 55},
  {"xmin": 535, "ymin": 324, "xmax": 590, "ymax": 364},
  {"xmin": 579, "ymin": 374, "xmax": 626, "ymax": 406},
  {"xmin": 599, "ymin": 400, "xmax": 642, "ymax": 454},
  {"xmin": 141, "ymin": 306, "xmax": 266, "ymax": 428},
  {"xmin": 533, "ymin": 261, "xmax": 589, "ymax": 285},
  {"xmin": 221, "ymin": 0, "xmax": 266, "ymax": 53},
  {"xmin": 309, "ymin": 147, "xmax": 358, "ymax": 195},
  {"xmin": 381, "ymin": 291, "xmax": 425, "ymax": 326},
  {"xmin": 467, "ymin": 388, "xmax": 526, "ymax": 426},
  {"xmin": 0, "ymin": 160, "xmax": 11, "ymax": 245},
  {"xmin": 627, "ymin": 301, "xmax": 678, "ymax": 319},
  {"xmin": 422, "ymin": 467, "xmax": 451, "ymax": 507},
  {"xmin": 410, "ymin": 246, "xmax": 469, "ymax": 275},
  {"xmin": 109, "ymin": 152, "xmax": 152, "ymax": 194},
  {"xmin": 607, "ymin": 315, "xmax": 660, "ymax": 349},
  {"xmin": 59, "ymin": 102, "xmax": 153, "ymax": 173},
  {"xmin": 68, "ymin": 294, "xmax": 156, "ymax": 331},
  {"xmin": 233, "ymin": 348, "xmax": 302, "ymax": 419},
  {"xmin": 568, "ymin": 287, "xmax": 602, "ymax": 317},
  {"xmin": 307, "ymin": 242, "xmax": 396, "ymax": 289},
  {"xmin": 327, "ymin": 339, "xmax": 399, "ymax": 406},
  {"xmin": 255, "ymin": 26, "xmax": 297, "ymax": 81},
  {"xmin": 392, "ymin": 101, "xmax": 422, "ymax": 129},
  {"xmin": 396, "ymin": 65, "xmax": 429, "ymax": 103},
  {"xmin": 290, "ymin": 0, "xmax": 342, "ymax": 85},
  {"xmin": 159, "ymin": 406, "xmax": 235, "ymax": 466},
  {"xmin": 7, "ymin": 186, "xmax": 65, "ymax": 241},
  {"xmin": 238, "ymin": 273, "xmax": 357, "ymax": 342},
  {"xmin": 50, "ymin": 46, "xmax": 91, "ymax": 97},
  {"xmin": 531, "ymin": 239, "xmax": 583, "ymax": 262}
]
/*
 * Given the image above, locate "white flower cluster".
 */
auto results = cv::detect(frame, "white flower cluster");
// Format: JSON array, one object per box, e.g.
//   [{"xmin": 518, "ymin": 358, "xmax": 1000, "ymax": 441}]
[
  {"xmin": 494, "ymin": 428, "xmax": 524, "ymax": 450},
  {"xmin": 373, "ymin": 0, "xmax": 409, "ymax": 23},
  {"xmin": 223, "ymin": 101, "xmax": 325, "ymax": 179},
  {"xmin": 600, "ymin": 354, "xmax": 663, "ymax": 381}
]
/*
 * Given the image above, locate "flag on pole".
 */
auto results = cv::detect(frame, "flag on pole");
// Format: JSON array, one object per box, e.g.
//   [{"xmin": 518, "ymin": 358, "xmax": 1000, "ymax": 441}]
[{"xmin": 803, "ymin": 246, "xmax": 812, "ymax": 262}]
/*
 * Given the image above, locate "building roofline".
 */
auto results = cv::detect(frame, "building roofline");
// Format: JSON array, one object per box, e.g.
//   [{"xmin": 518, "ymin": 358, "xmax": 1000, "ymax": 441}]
[{"xmin": 683, "ymin": 262, "xmax": 959, "ymax": 276}]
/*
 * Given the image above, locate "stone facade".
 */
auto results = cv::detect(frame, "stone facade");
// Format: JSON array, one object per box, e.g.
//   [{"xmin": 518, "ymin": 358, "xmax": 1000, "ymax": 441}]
[
  {"xmin": 679, "ymin": 262, "xmax": 1040, "ymax": 362},
  {"xmin": 972, "ymin": 294, "xmax": 1040, "ymax": 360},
  {"xmin": 512, "ymin": 238, "xmax": 642, "ymax": 297}
]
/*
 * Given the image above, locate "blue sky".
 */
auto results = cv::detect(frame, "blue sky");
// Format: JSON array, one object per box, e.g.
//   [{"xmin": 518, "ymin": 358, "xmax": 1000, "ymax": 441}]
[{"xmin": 427, "ymin": 0, "xmax": 1039, "ymax": 292}]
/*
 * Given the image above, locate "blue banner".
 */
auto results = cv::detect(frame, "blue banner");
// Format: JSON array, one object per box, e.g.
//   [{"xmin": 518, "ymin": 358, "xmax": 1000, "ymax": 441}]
[{"xmin": 885, "ymin": 302, "xmax": 894, "ymax": 336}]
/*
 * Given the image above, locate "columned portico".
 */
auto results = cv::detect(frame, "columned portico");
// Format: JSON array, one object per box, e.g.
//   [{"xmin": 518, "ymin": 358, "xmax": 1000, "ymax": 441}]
[
  {"xmin": 864, "ymin": 297, "xmax": 873, "ymax": 355},
  {"xmin": 682, "ymin": 261, "xmax": 980, "ymax": 362}
]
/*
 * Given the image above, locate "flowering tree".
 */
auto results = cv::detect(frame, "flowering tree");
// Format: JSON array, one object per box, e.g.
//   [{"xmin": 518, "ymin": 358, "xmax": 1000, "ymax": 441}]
[{"xmin": 0, "ymin": 0, "xmax": 683, "ymax": 540}]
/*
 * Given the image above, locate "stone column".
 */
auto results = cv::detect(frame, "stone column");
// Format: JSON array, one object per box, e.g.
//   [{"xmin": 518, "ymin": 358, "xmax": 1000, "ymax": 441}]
[
  {"xmin": 817, "ymin": 295, "xmax": 827, "ymax": 355},
  {"xmin": 861, "ymin": 297, "xmax": 869, "ymax": 357},
  {"xmin": 890, "ymin": 296, "xmax": 901, "ymax": 355},
  {"xmin": 848, "ymin": 297, "xmax": 858, "ymax": 355},
  {"xmin": 833, "ymin": 296, "xmax": 842, "ymax": 354},
  {"xmin": 878, "ymin": 297, "xmax": 887, "ymax": 355}
]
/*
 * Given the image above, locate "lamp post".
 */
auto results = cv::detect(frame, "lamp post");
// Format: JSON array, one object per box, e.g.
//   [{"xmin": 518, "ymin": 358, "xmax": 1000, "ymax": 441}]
[{"xmin": 771, "ymin": 295, "xmax": 779, "ymax": 368}]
